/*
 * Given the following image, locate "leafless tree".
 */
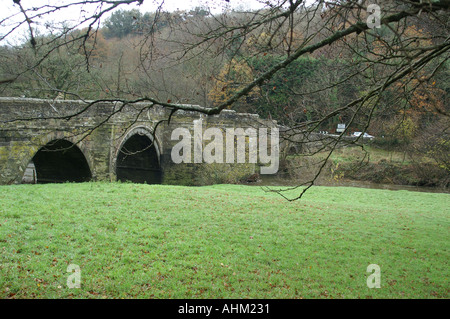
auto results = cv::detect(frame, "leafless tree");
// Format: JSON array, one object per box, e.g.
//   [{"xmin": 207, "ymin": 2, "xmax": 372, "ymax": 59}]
[{"xmin": 0, "ymin": 0, "xmax": 448, "ymax": 199}]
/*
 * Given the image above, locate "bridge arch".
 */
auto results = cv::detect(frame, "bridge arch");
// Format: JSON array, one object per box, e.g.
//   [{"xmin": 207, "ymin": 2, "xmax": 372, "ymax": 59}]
[
  {"xmin": 24, "ymin": 139, "xmax": 92, "ymax": 183},
  {"xmin": 113, "ymin": 126, "xmax": 162, "ymax": 184}
]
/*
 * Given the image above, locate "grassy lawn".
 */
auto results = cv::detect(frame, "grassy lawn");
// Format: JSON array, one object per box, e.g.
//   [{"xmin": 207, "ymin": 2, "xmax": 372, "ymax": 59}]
[
  {"xmin": 284, "ymin": 145, "xmax": 448, "ymax": 187},
  {"xmin": 308, "ymin": 145, "xmax": 424, "ymax": 166},
  {"xmin": 0, "ymin": 182, "xmax": 448, "ymax": 298},
  {"xmin": 329, "ymin": 146, "xmax": 406, "ymax": 163}
]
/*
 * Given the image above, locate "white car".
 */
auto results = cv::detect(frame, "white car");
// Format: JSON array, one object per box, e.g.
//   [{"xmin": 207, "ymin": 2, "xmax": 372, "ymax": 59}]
[{"xmin": 352, "ymin": 132, "xmax": 375, "ymax": 139}]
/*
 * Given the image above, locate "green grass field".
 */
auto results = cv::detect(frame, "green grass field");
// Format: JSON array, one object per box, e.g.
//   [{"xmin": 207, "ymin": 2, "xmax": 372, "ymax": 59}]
[{"xmin": 0, "ymin": 182, "xmax": 448, "ymax": 298}]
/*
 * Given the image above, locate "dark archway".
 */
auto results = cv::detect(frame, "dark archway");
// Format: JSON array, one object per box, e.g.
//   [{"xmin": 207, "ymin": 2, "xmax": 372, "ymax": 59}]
[
  {"xmin": 116, "ymin": 134, "xmax": 161, "ymax": 184},
  {"xmin": 32, "ymin": 139, "xmax": 92, "ymax": 183}
]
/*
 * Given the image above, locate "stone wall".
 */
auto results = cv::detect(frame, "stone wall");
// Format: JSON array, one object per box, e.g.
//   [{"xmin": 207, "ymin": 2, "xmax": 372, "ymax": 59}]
[{"xmin": 0, "ymin": 97, "xmax": 278, "ymax": 185}]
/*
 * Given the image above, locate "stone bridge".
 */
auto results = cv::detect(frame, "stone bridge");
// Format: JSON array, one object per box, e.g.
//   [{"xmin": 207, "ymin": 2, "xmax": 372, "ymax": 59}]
[{"xmin": 0, "ymin": 97, "xmax": 278, "ymax": 185}]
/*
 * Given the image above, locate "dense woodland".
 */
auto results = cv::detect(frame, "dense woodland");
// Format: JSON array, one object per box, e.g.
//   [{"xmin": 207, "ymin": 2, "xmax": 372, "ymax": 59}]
[{"xmin": 0, "ymin": 0, "xmax": 448, "ymax": 188}]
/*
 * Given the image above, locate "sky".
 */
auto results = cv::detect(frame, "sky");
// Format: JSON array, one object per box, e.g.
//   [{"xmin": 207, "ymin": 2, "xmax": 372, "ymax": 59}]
[
  {"xmin": 0, "ymin": 0, "xmax": 267, "ymax": 45},
  {"xmin": 133, "ymin": 0, "xmax": 265, "ymax": 12}
]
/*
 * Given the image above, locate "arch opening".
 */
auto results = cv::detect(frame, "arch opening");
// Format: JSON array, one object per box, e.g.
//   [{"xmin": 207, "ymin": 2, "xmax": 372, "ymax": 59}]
[
  {"xmin": 30, "ymin": 139, "xmax": 92, "ymax": 183},
  {"xmin": 116, "ymin": 133, "xmax": 161, "ymax": 184}
]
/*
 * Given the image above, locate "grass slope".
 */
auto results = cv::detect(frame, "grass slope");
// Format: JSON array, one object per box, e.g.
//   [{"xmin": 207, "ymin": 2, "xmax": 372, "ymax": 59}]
[{"xmin": 0, "ymin": 182, "xmax": 448, "ymax": 298}]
